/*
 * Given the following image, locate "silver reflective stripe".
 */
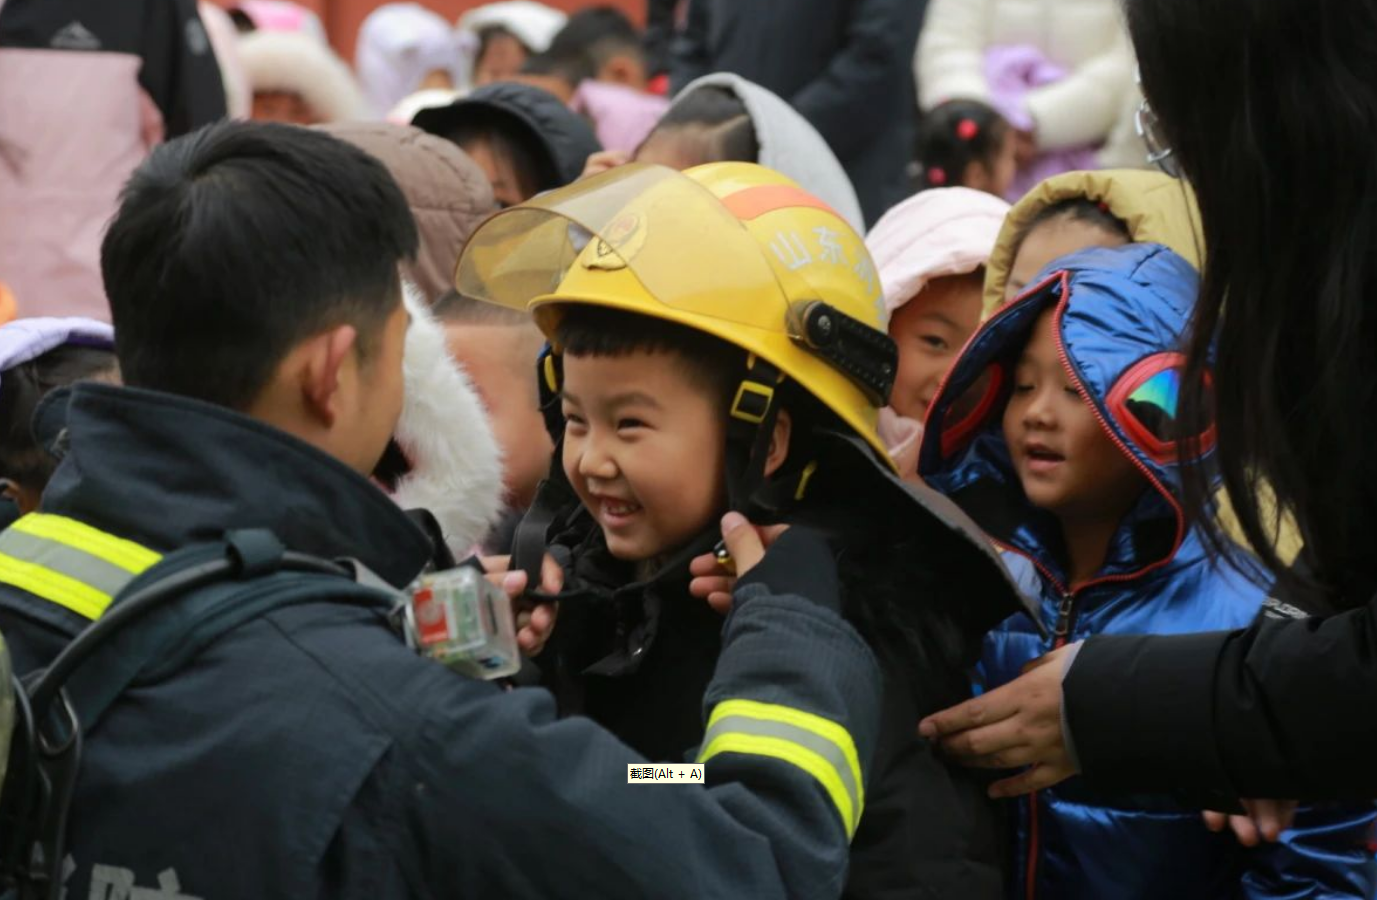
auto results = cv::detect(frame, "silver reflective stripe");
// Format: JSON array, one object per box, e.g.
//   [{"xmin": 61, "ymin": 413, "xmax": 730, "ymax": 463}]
[
  {"xmin": 0, "ymin": 528, "xmax": 139, "ymax": 600},
  {"xmin": 702, "ymin": 713, "xmax": 862, "ymax": 821}
]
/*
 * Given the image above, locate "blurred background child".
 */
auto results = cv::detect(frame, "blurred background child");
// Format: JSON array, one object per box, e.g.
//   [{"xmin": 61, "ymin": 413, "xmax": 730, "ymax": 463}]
[
  {"xmin": 0, "ymin": 319, "xmax": 117, "ymax": 524},
  {"xmin": 413, "ymin": 81, "xmax": 601, "ymax": 206},
  {"xmin": 912, "ymin": 100, "xmax": 1017, "ymax": 200}
]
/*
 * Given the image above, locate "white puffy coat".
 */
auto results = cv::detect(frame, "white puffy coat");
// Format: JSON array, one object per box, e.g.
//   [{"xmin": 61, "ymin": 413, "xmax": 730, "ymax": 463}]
[{"xmin": 915, "ymin": 0, "xmax": 1144, "ymax": 166}]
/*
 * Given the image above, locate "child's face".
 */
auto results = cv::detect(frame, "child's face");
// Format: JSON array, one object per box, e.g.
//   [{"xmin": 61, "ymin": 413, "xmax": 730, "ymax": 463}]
[
  {"xmin": 444, "ymin": 322, "xmax": 553, "ymax": 511},
  {"xmin": 561, "ymin": 350, "xmax": 727, "ymax": 562},
  {"xmin": 1006, "ymin": 218, "xmax": 1130, "ymax": 303},
  {"xmin": 1002, "ymin": 309, "xmax": 1146, "ymax": 522},
  {"xmin": 251, "ymin": 91, "xmax": 320, "ymax": 126},
  {"xmin": 461, "ymin": 136, "xmax": 530, "ymax": 209},
  {"xmin": 889, "ymin": 273, "xmax": 984, "ymax": 422},
  {"xmin": 963, "ymin": 131, "xmax": 1018, "ymax": 199},
  {"xmin": 473, "ymin": 32, "xmax": 527, "ymax": 86}
]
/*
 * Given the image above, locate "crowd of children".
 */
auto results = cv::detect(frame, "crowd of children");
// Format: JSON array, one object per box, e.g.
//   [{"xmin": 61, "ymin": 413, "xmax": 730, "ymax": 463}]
[{"xmin": 1, "ymin": 1, "xmax": 1374, "ymax": 898}]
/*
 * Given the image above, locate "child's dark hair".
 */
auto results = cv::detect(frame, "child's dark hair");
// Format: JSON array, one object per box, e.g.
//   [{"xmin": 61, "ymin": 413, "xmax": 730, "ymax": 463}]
[
  {"xmin": 640, "ymin": 86, "xmax": 758, "ymax": 165},
  {"xmin": 0, "ymin": 345, "xmax": 117, "ymax": 492},
  {"xmin": 521, "ymin": 47, "xmax": 596, "ymax": 87},
  {"xmin": 442, "ymin": 106, "xmax": 561, "ymax": 201},
  {"xmin": 914, "ymin": 99, "xmax": 1009, "ymax": 191},
  {"xmin": 547, "ymin": 7, "xmax": 644, "ymax": 71},
  {"xmin": 1012, "ymin": 198, "xmax": 1133, "ymax": 258},
  {"xmin": 474, "ymin": 25, "xmax": 529, "ymax": 73},
  {"xmin": 553, "ymin": 305, "xmax": 743, "ymax": 408}
]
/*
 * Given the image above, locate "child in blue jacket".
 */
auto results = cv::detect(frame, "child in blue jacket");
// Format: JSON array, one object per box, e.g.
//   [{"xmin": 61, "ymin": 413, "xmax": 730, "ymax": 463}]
[{"xmin": 919, "ymin": 242, "xmax": 1377, "ymax": 899}]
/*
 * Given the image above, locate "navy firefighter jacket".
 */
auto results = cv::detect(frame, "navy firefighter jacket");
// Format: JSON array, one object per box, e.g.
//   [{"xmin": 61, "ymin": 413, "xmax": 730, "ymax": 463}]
[{"xmin": 0, "ymin": 382, "xmax": 883, "ymax": 900}]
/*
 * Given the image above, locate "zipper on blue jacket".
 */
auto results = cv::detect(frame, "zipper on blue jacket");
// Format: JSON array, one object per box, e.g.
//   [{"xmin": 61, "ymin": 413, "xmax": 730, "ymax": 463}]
[{"xmin": 1052, "ymin": 591, "xmax": 1076, "ymax": 646}]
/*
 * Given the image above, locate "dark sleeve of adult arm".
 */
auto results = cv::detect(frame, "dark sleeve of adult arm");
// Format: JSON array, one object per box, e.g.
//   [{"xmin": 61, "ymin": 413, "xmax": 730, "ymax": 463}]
[
  {"xmin": 140, "ymin": 0, "xmax": 226, "ymax": 137},
  {"xmin": 789, "ymin": 0, "xmax": 925, "ymax": 160},
  {"xmin": 1065, "ymin": 591, "xmax": 1377, "ymax": 803},
  {"xmin": 409, "ymin": 530, "xmax": 883, "ymax": 899},
  {"xmin": 667, "ymin": 0, "xmax": 712, "ymax": 93}
]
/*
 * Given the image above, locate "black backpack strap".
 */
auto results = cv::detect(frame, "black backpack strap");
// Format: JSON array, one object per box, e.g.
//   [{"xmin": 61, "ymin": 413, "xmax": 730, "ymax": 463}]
[{"xmin": 1, "ymin": 530, "xmax": 400, "ymax": 899}]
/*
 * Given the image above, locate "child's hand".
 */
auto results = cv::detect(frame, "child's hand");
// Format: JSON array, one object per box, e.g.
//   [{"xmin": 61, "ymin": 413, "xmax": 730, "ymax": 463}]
[
  {"xmin": 688, "ymin": 512, "xmax": 790, "ymax": 615},
  {"xmin": 481, "ymin": 554, "xmax": 563, "ymax": 657},
  {"xmin": 878, "ymin": 407, "xmax": 924, "ymax": 485},
  {"xmin": 581, "ymin": 149, "xmax": 630, "ymax": 180},
  {"xmin": 1202, "ymin": 800, "xmax": 1297, "ymax": 846}
]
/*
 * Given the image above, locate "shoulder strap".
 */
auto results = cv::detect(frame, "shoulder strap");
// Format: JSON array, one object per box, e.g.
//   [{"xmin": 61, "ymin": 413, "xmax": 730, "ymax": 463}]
[
  {"xmin": 1, "ymin": 530, "xmax": 401, "ymax": 900},
  {"xmin": 26, "ymin": 528, "xmax": 400, "ymax": 728},
  {"xmin": 68, "ymin": 568, "xmax": 396, "ymax": 730}
]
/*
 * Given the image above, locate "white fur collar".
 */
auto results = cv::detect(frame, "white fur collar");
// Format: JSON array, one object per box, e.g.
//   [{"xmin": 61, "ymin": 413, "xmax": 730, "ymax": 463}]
[{"xmin": 391, "ymin": 283, "xmax": 504, "ymax": 554}]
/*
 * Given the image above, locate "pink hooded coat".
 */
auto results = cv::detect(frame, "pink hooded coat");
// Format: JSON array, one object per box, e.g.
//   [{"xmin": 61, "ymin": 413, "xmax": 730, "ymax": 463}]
[{"xmin": 866, "ymin": 187, "xmax": 1010, "ymax": 478}]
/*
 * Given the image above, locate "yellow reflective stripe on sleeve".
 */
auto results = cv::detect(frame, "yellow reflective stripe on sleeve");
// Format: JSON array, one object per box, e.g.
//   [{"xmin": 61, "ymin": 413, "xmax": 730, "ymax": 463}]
[
  {"xmin": 10, "ymin": 513, "xmax": 162, "ymax": 573},
  {"xmin": 0, "ymin": 513, "xmax": 163, "ymax": 620},
  {"xmin": 698, "ymin": 698, "xmax": 865, "ymax": 838},
  {"xmin": 708, "ymin": 698, "xmax": 865, "ymax": 801},
  {"xmin": 0, "ymin": 550, "xmax": 118, "ymax": 620}
]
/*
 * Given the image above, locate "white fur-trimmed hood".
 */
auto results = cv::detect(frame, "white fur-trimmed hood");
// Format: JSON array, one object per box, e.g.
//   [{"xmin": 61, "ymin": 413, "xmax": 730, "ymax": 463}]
[
  {"xmin": 238, "ymin": 29, "xmax": 370, "ymax": 122},
  {"xmin": 391, "ymin": 283, "xmax": 504, "ymax": 554}
]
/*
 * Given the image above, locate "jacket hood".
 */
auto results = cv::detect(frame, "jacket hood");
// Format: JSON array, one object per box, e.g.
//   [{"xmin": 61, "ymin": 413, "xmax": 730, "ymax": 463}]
[
  {"xmin": 672, "ymin": 73, "xmax": 865, "ymax": 234},
  {"xmin": 983, "ymin": 169, "xmax": 1203, "ymax": 316},
  {"xmin": 0, "ymin": 318, "xmax": 113, "ymax": 386},
  {"xmin": 238, "ymin": 29, "xmax": 370, "ymax": 122},
  {"xmin": 866, "ymin": 187, "xmax": 1010, "ymax": 314},
  {"xmin": 356, "ymin": 3, "xmax": 466, "ymax": 118},
  {"xmin": 456, "ymin": 1, "xmax": 567, "ymax": 55},
  {"xmin": 411, "ymin": 81, "xmax": 602, "ymax": 188},
  {"xmin": 920, "ymin": 243, "xmax": 1206, "ymax": 587},
  {"xmin": 319, "ymin": 122, "xmax": 497, "ymax": 303},
  {"xmin": 391, "ymin": 283, "xmax": 504, "ymax": 555}
]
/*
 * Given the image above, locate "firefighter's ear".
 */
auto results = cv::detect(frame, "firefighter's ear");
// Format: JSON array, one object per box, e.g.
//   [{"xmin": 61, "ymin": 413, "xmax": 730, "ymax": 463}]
[
  {"xmin": 300, "ymin": 325, "xmax": 359, "ymax": 428},
  {"xmin": 763, "ymin": 409, "xmax": 792, "ymax": 478}
]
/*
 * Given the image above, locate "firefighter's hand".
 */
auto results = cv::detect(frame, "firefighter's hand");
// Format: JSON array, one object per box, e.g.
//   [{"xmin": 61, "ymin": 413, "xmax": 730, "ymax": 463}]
[
  {"xmin": 1203, "ymin": 800, "xmax": 1298, "ymax": 846},
  {"xmin": 918, "ymin": 644, "xmax": 1080, "ymax": 797},
  {"xmin": 689, "ymin": 513, "xmax": 790, "ymax": 615},
  {"xmin": 482, "ymin": 554, "xmax": 562, "ymax": 657}
]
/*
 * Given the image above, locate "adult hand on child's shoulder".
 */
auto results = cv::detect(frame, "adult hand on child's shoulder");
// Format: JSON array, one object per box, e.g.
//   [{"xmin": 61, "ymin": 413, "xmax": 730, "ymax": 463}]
[
  {"xmin": 689, "ymin": 512, "xmax": 790, "ymax": 615},
  {"xmin": 918, "ymin": 643, "xmax": 1081, "ymax": 797},
  {"xmin": 481, "ymin": 553, "xmax": 563, "ymax": 657}
]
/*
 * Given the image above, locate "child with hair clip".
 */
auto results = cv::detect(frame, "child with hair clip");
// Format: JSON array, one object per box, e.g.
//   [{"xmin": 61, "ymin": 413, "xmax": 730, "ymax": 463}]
[
  {"xmin": 914, "ymin": 100, "xmax": 1018, "ymax": 200},
  {"xmin": 918, "ymin": 243, "xmax": 1376, "ymax": 900}
]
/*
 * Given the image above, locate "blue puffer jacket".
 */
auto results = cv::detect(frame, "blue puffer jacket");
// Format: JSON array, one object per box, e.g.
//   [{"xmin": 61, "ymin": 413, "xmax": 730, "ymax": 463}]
[{"xmin": 919, "ymin": 243, "xmax": 1377, "ymax": 900}]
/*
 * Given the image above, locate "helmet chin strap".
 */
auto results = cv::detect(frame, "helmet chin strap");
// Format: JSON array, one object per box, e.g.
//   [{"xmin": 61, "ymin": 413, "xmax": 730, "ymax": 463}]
[
  {"xmin": 510, "ymin": 344, "xmax": 575, "ymax": 596},
  {"xmin": 724, "ymin": 356, "xmax": 784, "ymax": 516}
]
